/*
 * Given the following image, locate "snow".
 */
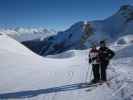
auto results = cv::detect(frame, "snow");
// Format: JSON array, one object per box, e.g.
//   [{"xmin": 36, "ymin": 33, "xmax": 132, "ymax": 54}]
[
  {"xmin": 115, "ymin": 34, "xmax": 133, "ymax": 46},
  {"xmin": 0, "ymin": 34, "xmax": 35, "ymax": 56},
  {"xmin": 0, "ymin": 34, "xmax": 133, "ymax": 100},
  {"xmin": 46, "ymin": 50, "xmax": 76, "ymax": 59}
]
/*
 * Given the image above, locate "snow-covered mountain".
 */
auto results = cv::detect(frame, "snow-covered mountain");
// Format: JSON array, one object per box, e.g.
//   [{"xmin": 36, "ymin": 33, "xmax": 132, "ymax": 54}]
[
  {"xmin": 34, "ymin": 5, "xmax": 133, "ymax": 56},
  {"xmin": 0, "ymin": 27, "xmax": 57, "ymax": 42},
  {"xmin": 0, "ymin": 31, "xmax": 133, "ymax": 100}
]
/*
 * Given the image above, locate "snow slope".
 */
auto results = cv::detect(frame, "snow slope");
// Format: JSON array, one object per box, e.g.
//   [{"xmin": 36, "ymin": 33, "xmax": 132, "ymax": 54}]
[
  {"xmin": 0, "ymin": 34, "xmax": 133, "ymax": 100},
  {"xmin": 0, "ymin": 34, "xmax": 36, "ymax": 56}
]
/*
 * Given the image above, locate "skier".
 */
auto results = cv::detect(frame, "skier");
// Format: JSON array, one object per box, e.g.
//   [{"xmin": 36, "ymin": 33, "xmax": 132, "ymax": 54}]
[
  {"xmin": 98, "ymin": 40, "xmax": 115, "ymax": 82},
  {"xmin": 89, "ymin": 43, "xmax": 100, "ymax": 84}
]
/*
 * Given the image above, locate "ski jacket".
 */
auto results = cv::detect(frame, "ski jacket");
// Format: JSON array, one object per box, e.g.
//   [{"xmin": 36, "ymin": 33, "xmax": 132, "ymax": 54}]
[
  {"xmin": 98, "ymin": 47, "xmax": 115, "ymax": 63},
  {"xmin": 89, "ymin": 48, "xmax": 100, "ymax": 64}
]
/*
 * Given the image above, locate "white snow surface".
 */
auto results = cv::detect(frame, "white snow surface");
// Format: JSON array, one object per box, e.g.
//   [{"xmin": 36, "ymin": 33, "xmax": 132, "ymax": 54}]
[
  {"xmin": 116, "ymin": 34, "xmax": 133, "ymax": 45},
  {"xmin": 0, "ymin": 34, "xmax": 133, "ymax": 100}
]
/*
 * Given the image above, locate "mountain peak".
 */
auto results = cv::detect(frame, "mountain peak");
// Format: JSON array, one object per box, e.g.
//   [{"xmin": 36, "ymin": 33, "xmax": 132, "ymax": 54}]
[
  {"xmin": 119, "ymin": 5, "xmax": 133, "ymax": 12},
  {"xmin": 116, "ymin": 5, "xmax": 133, "ymax": 23}
]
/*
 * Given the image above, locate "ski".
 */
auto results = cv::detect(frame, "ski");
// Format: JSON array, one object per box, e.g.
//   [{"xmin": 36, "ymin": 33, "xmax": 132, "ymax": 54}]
[
  {"xmin": 85, "ymin": 82, "xmax": 103, "ymax": 92},
  {"xmin": 85, "ymin": 77, "xmax": 115, "ymax": 92}
]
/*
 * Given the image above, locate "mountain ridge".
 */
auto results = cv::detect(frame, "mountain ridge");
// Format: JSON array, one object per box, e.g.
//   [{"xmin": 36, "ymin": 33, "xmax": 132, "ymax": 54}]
[{"xmin": 37, "ymin": 5, "xmax": 133, "ymax": 56}]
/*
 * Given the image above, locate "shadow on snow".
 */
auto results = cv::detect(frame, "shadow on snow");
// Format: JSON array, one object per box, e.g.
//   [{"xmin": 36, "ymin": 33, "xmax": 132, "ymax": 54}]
[{"xmin": 0, "ymin": 82, "xmax": 96, "ymax": 99}]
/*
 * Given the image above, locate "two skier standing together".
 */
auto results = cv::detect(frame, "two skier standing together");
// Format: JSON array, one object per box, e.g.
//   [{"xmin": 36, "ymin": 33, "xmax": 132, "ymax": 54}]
[{"xmin": 89, "ymin": 40, "xmax": 115, "ymax": 84}]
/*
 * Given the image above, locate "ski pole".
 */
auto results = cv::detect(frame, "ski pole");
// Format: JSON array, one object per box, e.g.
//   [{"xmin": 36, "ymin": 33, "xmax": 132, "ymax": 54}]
[
  {"xmin": 85, "ymin": 63, "xmax": 92, "ymax": 82},
  {"xmin": 89, "ymin": 66, "xmax": 93, "ymax": 82}
]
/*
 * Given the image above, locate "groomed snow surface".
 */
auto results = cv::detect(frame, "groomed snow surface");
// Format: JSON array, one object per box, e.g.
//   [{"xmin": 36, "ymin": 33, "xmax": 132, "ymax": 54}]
[{"xmin": 0, "ymin": 34, "xmax": 133, "ymax": 100}]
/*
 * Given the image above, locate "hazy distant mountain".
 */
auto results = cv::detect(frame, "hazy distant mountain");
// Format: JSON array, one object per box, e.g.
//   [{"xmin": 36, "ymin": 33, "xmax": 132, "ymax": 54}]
[{"xmin": 0, "ymin": 27, "xmax": 57, "ymax": 42}]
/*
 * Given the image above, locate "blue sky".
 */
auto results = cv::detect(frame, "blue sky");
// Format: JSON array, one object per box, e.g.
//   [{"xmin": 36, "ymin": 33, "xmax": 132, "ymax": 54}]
[{"xmin": 0, "ymin": 0, "xmax": 133, "ymax": 31}]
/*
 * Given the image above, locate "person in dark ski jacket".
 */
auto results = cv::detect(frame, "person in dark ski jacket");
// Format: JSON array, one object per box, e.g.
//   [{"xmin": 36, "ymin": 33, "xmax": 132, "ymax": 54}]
[
  {"xmin": 89, "ymin": 43, "xmax": 100, "ymax": 83},
  {"xmin": 98, "ymin": 40, "xmax": 115, "ymax": 82}
]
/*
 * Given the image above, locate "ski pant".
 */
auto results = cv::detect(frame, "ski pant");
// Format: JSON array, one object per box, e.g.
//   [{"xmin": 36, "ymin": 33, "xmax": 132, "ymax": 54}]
[
  {"xmin": 100, "ymin": 61, "xmax": 109, "ymax": 81},
  {"xmin": 92, "ymin": 64, "xmax": 100, "ymax": 81}
]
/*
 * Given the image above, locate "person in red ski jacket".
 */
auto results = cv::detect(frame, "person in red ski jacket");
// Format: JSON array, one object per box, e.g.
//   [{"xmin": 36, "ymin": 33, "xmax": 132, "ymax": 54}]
[{"xmin": 89, "ymin": 43, "xmax": 100, "ymax": 83}]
